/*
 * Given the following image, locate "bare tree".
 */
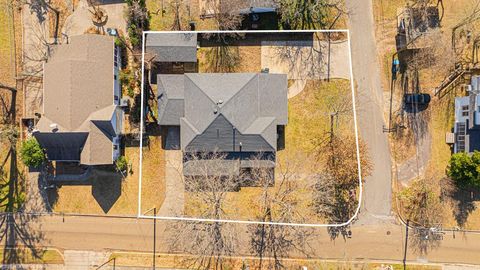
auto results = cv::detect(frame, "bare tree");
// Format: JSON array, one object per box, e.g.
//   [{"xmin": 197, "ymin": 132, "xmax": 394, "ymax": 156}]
[
  {"xmin": 14, "ymin": 0, "xmax": 60, "ymax": 43},
  {"xmin": 203, "ymin": 45, "xmax": 240, "ymax": 72},
  {"xmin": 203, "ymin": 0, "xmax": 244, "ymax": 31},
  {"xmin": 247, "ymin": 155, "xmax": 314, "ymax": 270},
  {"xmin": 398, "ymin": 179, "xmax": 444, "ymax": 255},
  {"xmin": 167, "ymin": 152, "xmax": 242, "ymax": 270},
  {"xmin": 125, "ymin": 0, "xmax": 150, "ymax": 50},
  {"xmin": 312, "ymin": 134, "xmax": 371, "ymax": 239},
  {"xmin": 311, "ymin": 173, "xmax": 336, "ymax": 220},
  {"xmin": 170, "ymin": 0, "xmax": 185, "ymax": 30}
]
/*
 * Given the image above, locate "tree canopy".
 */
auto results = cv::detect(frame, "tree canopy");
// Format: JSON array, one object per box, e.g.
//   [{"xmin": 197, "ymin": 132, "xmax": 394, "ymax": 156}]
[
  {"xmin": 20, "ymin": 137, "xmax": 45, "ymax": 168},
  {"xmin": 447, "ymin": 151, "xmax": 480, "ymax": 189}
]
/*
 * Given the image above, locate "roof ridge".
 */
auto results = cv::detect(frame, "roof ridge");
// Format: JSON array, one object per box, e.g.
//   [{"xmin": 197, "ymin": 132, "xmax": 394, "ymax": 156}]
[
  {"xmin": 220, "ymin": 74, "xmax": 258, "ymax": 132},
  {"xmin": 68, "ymin": 61, "xmax": 74, "ymax": 130},
  {"xmin": 220, "ymin": 73, "xmax": 257, "ymax": 109},
  {"xmin": 181, "ymin": 116, "xmax": 200, "ymax": 134},
  {"xmin": 185, "ymin": 74, "xmax": 213, "ymax": 105},
  {"xmin": 243, "ymin": 116, "xmax": 275, "ymax": 134}
]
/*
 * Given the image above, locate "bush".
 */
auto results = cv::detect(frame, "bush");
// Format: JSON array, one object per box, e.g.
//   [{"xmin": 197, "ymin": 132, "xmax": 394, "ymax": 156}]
[
  {"xmin": 125, "ymin": 0, "xmax": 150, "ymax": 50},
  {"xmin": 447, "ymin": 151, "xmax": 480, "ymax": 189},
  {"xmin": 114, "ymin": 36, "xmax": 126, "ymax": 48},
  {"xmin": 20, "ymin": 137, "xmax": 46, "ymax": 168},
  {"xmin": 116, "ymin": 156, "xmax": 128, "ymax": 172}
]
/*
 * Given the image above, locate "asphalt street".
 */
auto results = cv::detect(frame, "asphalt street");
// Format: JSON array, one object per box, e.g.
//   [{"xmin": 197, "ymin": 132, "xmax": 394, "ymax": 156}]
[
  {"xmin": 345, "ymin": 0, "xmax": 393, "ymax": 221},
  {"xmin": 17, "ymin": 214, "xmax": 480, "ymax": 265}
]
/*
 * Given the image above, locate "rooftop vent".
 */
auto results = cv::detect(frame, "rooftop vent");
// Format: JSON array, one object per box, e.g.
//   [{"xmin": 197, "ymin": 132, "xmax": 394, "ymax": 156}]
[{"xmin": 50, "ymin": 123, "xmax": 58, "ymax": 132}]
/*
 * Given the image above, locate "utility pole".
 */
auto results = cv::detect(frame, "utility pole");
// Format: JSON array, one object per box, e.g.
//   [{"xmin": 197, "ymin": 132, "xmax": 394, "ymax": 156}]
[
  {"xmin": 403, "ymin": 219, "xmax": 410, "ymax": 270},
  {"xmin": 144, "ymin": 207, "xmax": 157, "ymax": 270},
  {"xmin": 153, "ymin": 207, "xmax": 157, "ymax": 270}
]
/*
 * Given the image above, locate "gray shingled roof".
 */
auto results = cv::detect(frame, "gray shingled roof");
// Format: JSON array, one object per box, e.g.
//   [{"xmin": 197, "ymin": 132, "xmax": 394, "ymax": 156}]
[
  {"xmin": 35, "ymin": 34, "xmax": 119, "ymax": 165},
  {"xmin": 146, "ymin": 33, "xmax": 198, "ymax": 62},
  {"xmin": 157, "ymin": 75, "xmax": 185, "ymax": 125},
  {"xmin": 157, "ymin": 73, "xmax": 288, "ymax": 152}
]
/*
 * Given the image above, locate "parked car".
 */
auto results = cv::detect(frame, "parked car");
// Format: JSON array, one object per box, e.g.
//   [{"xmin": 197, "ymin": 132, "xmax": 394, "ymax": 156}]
[{"xmin": 404, "ymin": 93, "xmax": 431, "ymax": 105}]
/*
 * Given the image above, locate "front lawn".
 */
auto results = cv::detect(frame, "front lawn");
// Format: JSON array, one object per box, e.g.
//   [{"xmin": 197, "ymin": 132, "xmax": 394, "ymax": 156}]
[
  {"xmin": 184, "ymin": 79, "xmax": 357, "ymax": 224},
  {"xmin": 52, "ymin": 134, "xmax": 165, "ymax": 215}
]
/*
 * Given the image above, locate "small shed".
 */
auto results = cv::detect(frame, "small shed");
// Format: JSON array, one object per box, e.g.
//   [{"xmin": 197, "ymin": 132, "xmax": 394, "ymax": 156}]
[{"xmin": 239, "ymin": 7, "xmax": 279, "ymax": 30}]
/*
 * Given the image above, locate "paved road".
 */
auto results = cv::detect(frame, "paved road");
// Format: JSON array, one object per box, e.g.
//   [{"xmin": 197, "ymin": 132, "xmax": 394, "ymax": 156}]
[
  {"xmin": 345, "ymin": 0, "xmax": 393, "ymax": 221},
  {"xmin": 19, "ymin": 214, "xmax": 480, "ymax": 265}
]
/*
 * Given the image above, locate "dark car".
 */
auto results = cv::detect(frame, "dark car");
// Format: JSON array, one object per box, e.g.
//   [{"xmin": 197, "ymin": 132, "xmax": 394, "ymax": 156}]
[{"xmin": 404, "ymin": 93, "xmax": 431, "ymax": 105}]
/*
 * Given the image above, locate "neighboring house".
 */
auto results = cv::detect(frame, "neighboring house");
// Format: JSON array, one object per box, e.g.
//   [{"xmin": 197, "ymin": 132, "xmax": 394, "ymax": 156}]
[
  {"xmin": 157, "ymin": 73, "xmax": 288, "ymax": 178},
  {"xmin": 34, "ymin": 34, "xmax": 123, "ymax": 166},
  {"xmin": 453, "ymin": 76, "xmax": 480, "ymax": 153},
  {"xmin": 145, "ymin": 33, "xmax": 198, "ymax": 83}
]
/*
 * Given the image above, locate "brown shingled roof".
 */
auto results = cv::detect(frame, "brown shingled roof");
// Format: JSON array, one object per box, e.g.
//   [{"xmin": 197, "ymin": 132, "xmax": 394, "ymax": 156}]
[{"xmin": 35, "ymin": 34, "xmax": 118, "ymax": 165}]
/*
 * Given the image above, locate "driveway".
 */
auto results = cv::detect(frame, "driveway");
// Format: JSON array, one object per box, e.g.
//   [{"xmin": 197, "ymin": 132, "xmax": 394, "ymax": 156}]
[
  {"xmin": 62, "ymin": 0, "xmax": 127, "ymax": 37},
  {"xmin": 261, "ymin": 39, "xmax": 350, "ymax": 80},
  {"xmin": 24, "ymin": 171, "xmax": 50, "ymax": 213},
  {"xmin": 397, "ymin": 112, "xmax": 432, "ymax": 185},
  {"xmin": 346, "ymin": 0, "xmax": 393, "ymax": 222},
  {"xmin": 261, "ymin": 39, "xmax": 350, "ymax": 98},
  {"xmin": 22, "ymin": 3, "xmax": 49, "ymax": 118},
  {"xmin": 158, "ymin": 150, "xmax": 184, "ymax": 217}
]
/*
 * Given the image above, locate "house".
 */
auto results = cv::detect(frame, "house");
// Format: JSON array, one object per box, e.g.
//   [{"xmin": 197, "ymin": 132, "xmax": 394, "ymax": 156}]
[
  {"xmin": 34, "ymin": 34, "xmax": 123, "ymax": 166},
  {"xmin": 453, "ymin": 76, "xmax": 480, "ymax": 153},
  {"xmin": 157, "ymin": 73, "xmax": 288, "ymax": 178},
  {"xmin": 145, "ymin": 33, "xmax": 198, "ymax": 82}
]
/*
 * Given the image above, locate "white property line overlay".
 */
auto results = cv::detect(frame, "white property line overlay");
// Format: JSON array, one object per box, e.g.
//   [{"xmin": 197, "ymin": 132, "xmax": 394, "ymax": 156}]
[{"xmin": 137, "ymin": 30, "xmax": 362, "ymax": 227}]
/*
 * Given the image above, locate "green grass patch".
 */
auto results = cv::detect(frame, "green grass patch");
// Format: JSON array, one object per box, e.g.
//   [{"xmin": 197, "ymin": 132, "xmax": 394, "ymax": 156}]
[
  {"xmin": 0, "ymin": 0, "xmax": 15, "ymax": 86},
  {"xmin": 284, "ymin": 79, "xmax": 354, "ymax": 155},
  {"xmin": 0, "ymin": 248, "xmax": 64, "ymax": 264}
]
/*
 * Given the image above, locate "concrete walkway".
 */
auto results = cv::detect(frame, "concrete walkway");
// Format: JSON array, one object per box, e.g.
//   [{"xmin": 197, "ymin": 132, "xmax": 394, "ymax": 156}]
[
  {"xmin": 21, "ymin": 3, "xmax": 49, "ymax": 75},
  {"xmin": 63, "ymin": 250, "xmax": 109, "ymax": 270},
  {"xmin": 287, "ymin": 79, "xmax": 307, "ymax": 99},
  {"xmin": 24, "ymin": 171, "xmax": 50, "ymax": 213},
  {"xmin": 62, "ymin": 0, "xmax": 127, "ymax": 38},
  {"xmin": 261, "ymin": 39, "xmax": 350, "ymax": 99},
  {"xmin": 261, "ymin": 40, "xmax": 350, "ymax": 80},
  {"xmin": 158, "ymin": 151, "xmax": 184, "ymax": 216}
]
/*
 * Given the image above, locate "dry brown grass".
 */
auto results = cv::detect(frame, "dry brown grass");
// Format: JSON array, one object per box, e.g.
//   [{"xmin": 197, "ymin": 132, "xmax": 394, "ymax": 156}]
[
  {"xmin": 53, "ymin": 146, "xmax": 137, "ymax": 215},
  {"xmin": 147, "ymin": 0, "xmax": 217, "ymax": 31},
  {"xmin": 140, "ymin": 135, "xmax": 166, "ymax": 213},
  {"xmin": 109, "ymin": 251, "xmax": 442, "ymax": 270},
  {"xmin": 53, "ymin": 135, "xmax": 165, "ymax": 215},
  {"xmin": 49, "ymin": 0, "xmax": 72, "ymax": 39},
  {"xmin": 237, "ymin": 46, "xmax": 262, "ymax": 72},
  {"xmin": 0, "ymin": 0, "xmax": 15, "ymax": 87},
  {"xmin": 197, "ymin": 45, "xmax": 262, "ymax": 73}
]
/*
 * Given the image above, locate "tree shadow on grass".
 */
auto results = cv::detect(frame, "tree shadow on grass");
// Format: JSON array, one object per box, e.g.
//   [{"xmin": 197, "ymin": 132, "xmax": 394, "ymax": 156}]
[
  {"xmin": 450, "ymin": 188, "xmax": 480, "ymax": 228},
  {"xmin": 0, "ymin": 148, "xmax": 46, "ymax": 264}
]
